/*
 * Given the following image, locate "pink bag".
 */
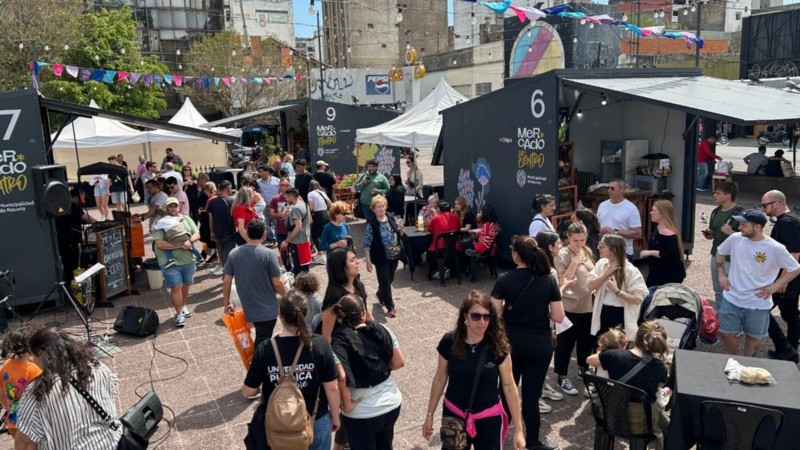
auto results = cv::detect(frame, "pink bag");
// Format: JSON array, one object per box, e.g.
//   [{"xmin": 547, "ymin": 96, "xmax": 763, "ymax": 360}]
[{"xmin": 699, "ymin": 296, "xmax": 719, "ymax": 345}]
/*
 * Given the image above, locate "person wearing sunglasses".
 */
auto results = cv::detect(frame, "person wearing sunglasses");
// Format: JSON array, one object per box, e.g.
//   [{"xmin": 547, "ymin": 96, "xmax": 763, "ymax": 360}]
[
  {"xmin": 422, "ymin": 291, "xmax": 526, "ymax": 450},
  {"xmin": 490, "ymin": 235, "xmax": 565, "ymax": 450}
]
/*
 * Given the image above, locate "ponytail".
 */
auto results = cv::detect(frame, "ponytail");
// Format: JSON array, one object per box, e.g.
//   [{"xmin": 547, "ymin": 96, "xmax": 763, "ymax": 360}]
[
  {"xmin": 635, "ymin": 320, "xmax": 669, "ymax": 360},
  {"xmin": 279, "ymin": 290, "xmax": 312, "ymax": 349}
]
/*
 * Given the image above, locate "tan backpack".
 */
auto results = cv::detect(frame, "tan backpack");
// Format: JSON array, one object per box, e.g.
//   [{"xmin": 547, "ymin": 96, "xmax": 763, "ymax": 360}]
[{"xmin": 265, "ymin": 339, "xmax": 318, "ymax": 450}]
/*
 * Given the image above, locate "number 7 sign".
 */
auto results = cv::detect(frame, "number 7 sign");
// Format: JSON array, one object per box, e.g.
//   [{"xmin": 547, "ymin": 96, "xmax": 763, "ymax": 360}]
[{"xmin": 0, "ymin": 110, "xmax": 22, "ymax": 141}]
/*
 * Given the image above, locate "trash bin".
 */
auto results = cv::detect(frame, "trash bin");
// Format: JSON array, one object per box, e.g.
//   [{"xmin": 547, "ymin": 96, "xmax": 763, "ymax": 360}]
[{"xmin": 143, "ymin": 258, "xmax": 163, "ymax": 290}]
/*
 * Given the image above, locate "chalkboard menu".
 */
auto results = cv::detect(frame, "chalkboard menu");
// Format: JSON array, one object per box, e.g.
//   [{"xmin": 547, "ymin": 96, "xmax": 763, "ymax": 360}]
[
  {"xmin": 96, "ymin": 225, "xmax": 130, "ymax": 300},
  {"xmin": 557, "ymin": 185, "xmax": 578, "ymax": 215}
]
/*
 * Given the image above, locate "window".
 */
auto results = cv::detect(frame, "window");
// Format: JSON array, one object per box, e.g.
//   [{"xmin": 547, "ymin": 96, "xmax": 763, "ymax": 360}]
[
  {"xmin": 453, "ymin": 84, "xmax": 472, "ymax": 97},
  {"xmin": 475, "ymin": 82, "xmax": 492, "ymax": 96},
  {"xmin": 735, "ymin": 12, "xmax": 742, "ymax": 20}
]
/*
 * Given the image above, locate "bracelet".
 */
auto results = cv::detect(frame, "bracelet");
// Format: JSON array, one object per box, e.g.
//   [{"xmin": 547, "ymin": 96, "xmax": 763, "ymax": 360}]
[
  {"xmin": 426, "ymin": 412, "xmax": 435, "ymax": 418},
  {"xmin": 616, "ymin": 289, "xmax": 624, "ymax": 296}
]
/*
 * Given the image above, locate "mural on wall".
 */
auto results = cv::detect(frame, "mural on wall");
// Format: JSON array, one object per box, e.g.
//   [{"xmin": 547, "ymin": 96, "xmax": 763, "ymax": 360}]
[
  {"xmin": 353, "ymin": 143, "xmax": 399, "ymax": 174},
  {"xmin": 509, "ymin": 22, "xmax": 565, "ymax": 77},
  {"xmin": 457, "ymin": 157, "xmax": 492, "ymax": 213}
]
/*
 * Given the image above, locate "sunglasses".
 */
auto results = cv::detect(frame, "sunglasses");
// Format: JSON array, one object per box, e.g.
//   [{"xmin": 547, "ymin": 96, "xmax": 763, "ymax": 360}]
[
  {"xmin": 468, "ymin": 312, "xmax": 494, "ymax": 322},
  {"xmin": 761, "ymin": 201, "xmax": 777, "ymax": 209}
]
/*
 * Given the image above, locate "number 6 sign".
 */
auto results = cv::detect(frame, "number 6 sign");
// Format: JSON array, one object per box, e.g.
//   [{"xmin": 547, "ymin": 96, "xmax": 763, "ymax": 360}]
[{"xmin": 530, "ymin": 90, "xmax": 545, "ymax": 119}]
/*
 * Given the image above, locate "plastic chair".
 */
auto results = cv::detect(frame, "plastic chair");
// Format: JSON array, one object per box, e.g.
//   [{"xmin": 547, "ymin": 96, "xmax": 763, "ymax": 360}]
[
  {"xmin": 700, "ymin": 400, "xmax": 784, "ymax": 450},
  {"xmin": 428, "ymin": 231, "xmax": 462, "ymax": 286},
  {"xmin": 468, "ymin": 244, "xmax": 498, "ymax": 283},
  {"xmin": 582, "ymin": 373, "xmax": 657, "ymax": 450}
]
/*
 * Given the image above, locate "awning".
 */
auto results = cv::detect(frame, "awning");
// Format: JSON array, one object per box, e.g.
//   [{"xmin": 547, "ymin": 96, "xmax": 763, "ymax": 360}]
[
  {"xmin": 561, "ymin": 75, "xmax": 800, "ymax": 125},
  {"xmin": 40, "ymin": 98, "xmax": 237, "ymax": 143},
  {"xmin": 202, "ymin": 103, "xmax": 301, "ymax": 128}
]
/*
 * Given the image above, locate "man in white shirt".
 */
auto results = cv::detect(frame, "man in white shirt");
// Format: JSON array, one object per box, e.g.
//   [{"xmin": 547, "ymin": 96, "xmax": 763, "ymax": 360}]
[
  {"xmin": 717, "ymin": 209, "xmax": 800, "ymax": 356},
  {"xmin": 161, "ymin": 162, "xmax": 183, "ymax": 190},
  {"xmin": 743, "ymin": 145, "xmax": 768, "ymax": 175},
  {"xmin": 597, "ymin": 178, "xmax": 641, "ymax": 260}
]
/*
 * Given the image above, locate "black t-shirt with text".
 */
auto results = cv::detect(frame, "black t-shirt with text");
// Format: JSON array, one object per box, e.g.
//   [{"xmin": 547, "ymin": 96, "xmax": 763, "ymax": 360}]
[
  {"xmin": 598, "ymin": 349, "xmax": 668, "ymax": 402},
  {"xmin": 491, "ymin": 268, "xmax": 560, "ymax": 339},
  {"xmin": 437, "ymin": 332, "xmax": 506, "ymax": 412},
  {"xmin": 244, "ymin": 335, "xmax": 337, "ymax": 418}
]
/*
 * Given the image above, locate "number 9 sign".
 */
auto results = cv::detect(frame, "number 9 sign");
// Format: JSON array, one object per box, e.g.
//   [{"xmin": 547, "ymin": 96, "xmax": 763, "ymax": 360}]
[
  {"xmin": 530, "ymin": 89, "xmax": 545, "ymax": 119},
  {"xmin": 326, "ymin": 107, "xmax": 336, "ymax": 121}
]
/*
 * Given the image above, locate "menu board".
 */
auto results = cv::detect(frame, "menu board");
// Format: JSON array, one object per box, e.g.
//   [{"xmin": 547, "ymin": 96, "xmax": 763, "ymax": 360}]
[
  {"xmin": 96, "ymin": 225, "xmax": 130, "ymax": 300},
  {"xmin": 557, "ymin": 185, "xmax": 577, "ymax": 215}
]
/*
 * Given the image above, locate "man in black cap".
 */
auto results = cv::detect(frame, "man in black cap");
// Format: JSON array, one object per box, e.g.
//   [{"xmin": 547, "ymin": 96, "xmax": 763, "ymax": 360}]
[
  {"xmin": 313, "ymin": 160, "xmax": 336, "ymax": 199},
  {"xmin": 716, "ymin": 208, "xmax": 800, "ymax": 356}
]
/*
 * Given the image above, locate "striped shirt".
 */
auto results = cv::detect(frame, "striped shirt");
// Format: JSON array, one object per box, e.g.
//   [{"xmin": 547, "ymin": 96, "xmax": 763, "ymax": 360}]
[{"xmin": 16, "ymin": 363, "xmax": 122, "ymax": 450}]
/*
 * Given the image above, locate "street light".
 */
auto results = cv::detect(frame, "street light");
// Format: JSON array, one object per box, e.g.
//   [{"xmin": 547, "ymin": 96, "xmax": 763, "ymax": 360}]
[{"xmin": 308, "ymin": 0, "xmax": 315, "ymax": 15}]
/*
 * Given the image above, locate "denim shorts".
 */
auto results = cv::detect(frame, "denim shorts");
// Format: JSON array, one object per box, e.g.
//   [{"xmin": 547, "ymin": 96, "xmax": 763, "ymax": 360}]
[
  {"xmin": 718, "ymin": 299, "xmax": 770, "ymax": 338},
  {"xmin": 110, "ymin": 191, "xmax": 127, "ymax": 205},
  {"xmin": 161, "ymin": 263, "xmax": 196, "ymax": 288},
  {"xmin": 94, "ymin": 185, "xmax": 108, "ymax": 196}
]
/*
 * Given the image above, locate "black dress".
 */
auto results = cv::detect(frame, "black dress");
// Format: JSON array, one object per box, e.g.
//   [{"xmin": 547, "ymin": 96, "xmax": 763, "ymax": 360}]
[{"xmin": 645, "ymin": 229, "xmax": 686, "ymax": 287}]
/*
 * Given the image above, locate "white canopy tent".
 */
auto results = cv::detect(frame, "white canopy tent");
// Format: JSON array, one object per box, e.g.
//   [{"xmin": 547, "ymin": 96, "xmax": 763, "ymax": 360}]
[
  {"xmin": 53, "ymin": 98, "xmax": 240, "ymax": 178},
  {"xmin": 355, "ymin": 78, "xmax": 468, "ymax": 148}
]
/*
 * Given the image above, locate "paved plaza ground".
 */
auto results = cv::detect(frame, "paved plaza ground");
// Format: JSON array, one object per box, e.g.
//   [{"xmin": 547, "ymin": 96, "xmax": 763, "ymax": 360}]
[{"xmin": 2, "ymin": 141, "xmax": 798, "ymax": 449}]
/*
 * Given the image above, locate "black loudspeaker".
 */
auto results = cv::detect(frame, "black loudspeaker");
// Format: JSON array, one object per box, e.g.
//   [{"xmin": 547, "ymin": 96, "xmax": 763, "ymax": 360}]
[
  {"xmin": 31, "ymin": 165, "xmax": 71, "ymax": 220},
  {"xmin": 120, "ymin": 390, "xmax": 163, "ymax": 440},
  {"xmin": 114, "ymin": 306, "xmax": 159, "ymax": 337}
]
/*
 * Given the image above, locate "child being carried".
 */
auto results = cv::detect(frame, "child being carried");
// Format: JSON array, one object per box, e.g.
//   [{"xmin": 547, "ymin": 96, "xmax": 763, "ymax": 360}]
[{"xmin": 153, "ymin": 209, "xmax": 204, "ymax": 268}]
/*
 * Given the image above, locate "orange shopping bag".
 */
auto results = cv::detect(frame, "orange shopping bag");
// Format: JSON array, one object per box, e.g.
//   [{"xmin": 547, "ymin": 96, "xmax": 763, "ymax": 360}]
[{"xmin": 222, "ymin": 310, "xmax": 255, "ymax": 369}]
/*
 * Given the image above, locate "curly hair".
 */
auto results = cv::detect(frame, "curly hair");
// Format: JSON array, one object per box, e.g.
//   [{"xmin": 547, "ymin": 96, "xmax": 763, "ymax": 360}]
[
  {"xmin": 328, "ymin": 201, "xmax": 350, "ymax": 218},
  {"xmin": 596, "ymin": 328, "xmax": 627, "ymax": 353},
  {"xmin": 452, "ymin": 291, "xmax": 510, "ymax": 359},
  {"xmin": 28, "ymin": 327, "xmax": 98, "ymax": 402},
  {"xmin": 294, "ymin": 272, "xmax": 320, "ymax": 296},
  {"xmin": 1, "ymin": 328, "xmax": 31, "ymax": 359}
]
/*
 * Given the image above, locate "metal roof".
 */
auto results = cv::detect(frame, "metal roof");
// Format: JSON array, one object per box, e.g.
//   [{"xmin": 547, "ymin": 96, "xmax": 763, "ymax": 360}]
[
  {"xmin": 202, "ymin": 103, "xmax": 303, "ymax": 128},
  {"xmin": 561, "ymin": 75, "xmax": 800, "ymax": 125}
]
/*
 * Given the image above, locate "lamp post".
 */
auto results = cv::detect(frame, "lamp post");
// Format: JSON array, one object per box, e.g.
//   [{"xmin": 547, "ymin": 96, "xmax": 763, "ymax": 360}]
[
  {"xmin": 694, "ymin": 1, "xmax": 702, "ymax": 67},
  {"xmin": 316, "ymin": 11, "xmax": 325, "ymax": 100}
]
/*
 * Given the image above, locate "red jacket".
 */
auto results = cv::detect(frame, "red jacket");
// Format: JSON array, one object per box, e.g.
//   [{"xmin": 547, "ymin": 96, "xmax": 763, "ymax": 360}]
[
  {"xmin": 474, "ymin": 221, "xmax": 501, "ymax": 255},
  {"xmin": 427, "ymin": 212, "xmax": 461, "ymax": 252},
  {"xmin": 697, "ymin": 139, "xmax": 717, "ymax": 164}
]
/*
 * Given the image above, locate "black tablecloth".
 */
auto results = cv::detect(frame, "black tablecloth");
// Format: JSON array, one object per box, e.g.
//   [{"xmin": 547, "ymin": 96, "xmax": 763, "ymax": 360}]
[
  {"xmin": 665, "ymin": 349, "xmax": 800, "ymax": 450},
  {"xmin": 402, "ymin": 226, "xmax": 431, "ymax": 277}
]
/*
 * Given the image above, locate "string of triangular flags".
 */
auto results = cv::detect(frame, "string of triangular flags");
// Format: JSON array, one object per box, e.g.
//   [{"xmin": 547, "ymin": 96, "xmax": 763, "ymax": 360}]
[
  {"xmin": 32, "ymin": 61, "xmax": 308, "ymax": 88},
  {"xmin": 469, "ymin": 1, "xmax": 703, "ymax": 49}
]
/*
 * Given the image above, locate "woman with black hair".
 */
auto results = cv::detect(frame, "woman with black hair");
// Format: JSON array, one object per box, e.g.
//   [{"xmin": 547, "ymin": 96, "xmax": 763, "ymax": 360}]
[
  {"xmin": 320, "ymin": 248, "xmax": 373, "ymax": 342},
  {"xmin": 331, "ymin": 294, "xmax": 405, "ymax": 450},
  {"xmin": 573, "ymin": 208, "xmax": 602, "ymax": 261},
  {"xmin": 243, "ymin": 291, "xmax": 341, "ymax": 450},
  {"xmin": 465, "ymin": 203, "xmax": 501, "ymax": 257},
  {"xmin": 422, "ymin": 291, "xmax": 526, "ymax": 450},
  {"xmin": 529, "ymin": 194, "xmax": 556, "ymax": 237},
  {"xmin": 387, "ymin": 174, "xmax": 406, "ymax": 217},
  {"xmin": 15, "ymin": 327, "xmax": 122, "ymax": 449},
  {"xmin": 405, "ymin": 156, "xmax": 424, "ymax": 198},
  {"xmin": 490, "ymin": 235, "xmax": 565, "ymax": 450},
  {"xmin": 0, "ymin": 329, "xmax": 41, "ymax": 438}
]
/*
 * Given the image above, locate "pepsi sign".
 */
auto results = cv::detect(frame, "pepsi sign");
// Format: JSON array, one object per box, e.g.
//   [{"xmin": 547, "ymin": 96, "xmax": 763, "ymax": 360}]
[{"xmin": 365, "ymin": 75, "xmax": 391, "ymax": 95}]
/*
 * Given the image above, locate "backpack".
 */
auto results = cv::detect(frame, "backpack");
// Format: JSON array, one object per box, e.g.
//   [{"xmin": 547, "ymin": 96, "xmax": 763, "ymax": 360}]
[{"xmin": 265, "ymin": 339, "xmax": 318, "ymax": 450}]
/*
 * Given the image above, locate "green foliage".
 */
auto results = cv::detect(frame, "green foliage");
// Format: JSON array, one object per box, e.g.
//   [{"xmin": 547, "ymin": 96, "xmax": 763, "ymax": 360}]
[{"xmin": 37, "ymin": 7, "xmax": 167, "ymax": 119}]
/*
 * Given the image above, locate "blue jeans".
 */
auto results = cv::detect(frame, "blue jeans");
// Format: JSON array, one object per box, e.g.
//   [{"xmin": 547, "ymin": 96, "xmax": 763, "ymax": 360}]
[
  {"xmin": 697, "ymin": 162, "xmax": 709, "ymax": 189},
  {"xmin": 710, "ymin": 256, "xmax": 730, "ymax": 306},
  {"xmin": 309, "ymin": 412, "xmax": 332, "ymax": 450}
]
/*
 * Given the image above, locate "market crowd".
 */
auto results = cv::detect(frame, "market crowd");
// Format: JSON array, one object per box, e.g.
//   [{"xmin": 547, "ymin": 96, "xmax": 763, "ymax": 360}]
[{"xmin": 11, "ymin": 145, "xmax": 800, "ymax": 450}]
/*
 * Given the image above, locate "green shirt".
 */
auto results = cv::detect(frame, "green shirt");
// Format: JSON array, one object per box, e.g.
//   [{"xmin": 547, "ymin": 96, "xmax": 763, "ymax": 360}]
[
  {"xmin": 152, "ymin": 216, "xmax": 199, "ymax": 267},
  {"xmin": 354, "ymin": 172, "xmax": 389, "ymax": 205},
  {"xmin": 709, "ymin": 205, "xmax": 742, "ymax": 255}
]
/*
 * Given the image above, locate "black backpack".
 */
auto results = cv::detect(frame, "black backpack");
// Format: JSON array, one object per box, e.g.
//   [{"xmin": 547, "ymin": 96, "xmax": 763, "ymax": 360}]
[{"xmin": 333, "ymin": 322, "xmax": 393, "ymax": 388}]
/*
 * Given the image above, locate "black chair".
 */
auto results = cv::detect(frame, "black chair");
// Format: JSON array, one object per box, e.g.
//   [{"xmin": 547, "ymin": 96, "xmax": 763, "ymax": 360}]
[
  {"xmin": 699, "ymin": 400, "xmax": 784, "ymax": 450},
  {"xmin": 428, "ymin": 231, "xmax": 462, "ymax": 286},
  {"xmin": 468, "ymin": 244, "xmax": 498, "ymax": 283},
  {"xmin": 421, "ymin": 184, "xmax": 434, "ymax": 200},
  {"xmin": 583, "ymin": 373, "xmax": 657, "ymax": 450}
]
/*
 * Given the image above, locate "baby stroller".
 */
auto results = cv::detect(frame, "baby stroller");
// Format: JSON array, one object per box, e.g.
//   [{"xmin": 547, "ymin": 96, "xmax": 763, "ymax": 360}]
[{"xmin": 640, "ymin": 283, "xmax": 702, "ymax": 350}]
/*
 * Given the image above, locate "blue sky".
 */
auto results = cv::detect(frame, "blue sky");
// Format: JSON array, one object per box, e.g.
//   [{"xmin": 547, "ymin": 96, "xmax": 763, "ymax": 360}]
[{"xmin": 294, "ymin": 0, "xmax": 456, "ymax": 38}]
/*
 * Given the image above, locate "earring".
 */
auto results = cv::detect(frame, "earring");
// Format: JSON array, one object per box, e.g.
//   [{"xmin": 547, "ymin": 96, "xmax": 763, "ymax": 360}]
[{"xmin": 464, "ymin": 320, "xmax": 468, "ymax": 325}]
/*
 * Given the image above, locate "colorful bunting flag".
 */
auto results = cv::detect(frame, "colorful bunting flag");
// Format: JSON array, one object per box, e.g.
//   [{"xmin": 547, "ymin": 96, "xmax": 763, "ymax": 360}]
[
  {"xmin": 102, "ymin": 70, "xmax": 116, "ymax": 83},
  {"xmin": 52, "ymin": 64, "xmax": 64, "ymax": 77},
  {"xmin": 480, "ymin": 0, "xmax": 511, "ymax": 14},
  {"xmin": 118, "ymin": 71, "xmax": 129, "ymax": 82},
  {"xmin": 174, "ymin": 75, "xmax": 183, "ymax": 87},
  {"xmin": 143, "ymin": 74, "xmax": 152, "ymax": 86},
  {"xmin": 66, "ymin": 66, "xmax": 79, "ymax": 78},
  {"xmin": 130, "ymin": 72, "xmax": 141, "ymax": 85},
  {"xmin": 79, "ymin": 68, "xmax": 91, "ymax": 81}
]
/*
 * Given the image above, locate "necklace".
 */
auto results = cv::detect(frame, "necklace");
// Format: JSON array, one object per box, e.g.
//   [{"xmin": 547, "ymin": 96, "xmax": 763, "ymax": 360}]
[{"xmin": 466, "ymin": 339, "xmax": 482, "ymax": 354}]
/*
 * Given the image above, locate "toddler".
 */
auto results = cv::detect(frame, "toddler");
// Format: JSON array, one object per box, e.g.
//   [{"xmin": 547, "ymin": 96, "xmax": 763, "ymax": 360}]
[
  {"xmin": 293, "ymin": 272, "xmax": 323, "ymax": 332},
  {"xmin": 153, "ymin": 210, "xmax": 204, "ymax": 268},
  {"xmin": 0, "ymin": 329, "xmax": 42, "ymax": 437},
  {"xmin": 593, "ymin": 328, "xmax": 627, "ymax": 378}
]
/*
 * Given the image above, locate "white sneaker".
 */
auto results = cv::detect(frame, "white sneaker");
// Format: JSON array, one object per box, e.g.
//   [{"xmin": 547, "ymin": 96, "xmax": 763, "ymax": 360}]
[
  {"xmin": 538, "ymin": 399, "xmax": 552, "ymax": 414},
  {"xmin": 211, "ymin": 267, "xmax": 224, "ymax": 276},
  {"xmin": 174, "ymin": 313, "xmax": 185, "ymax": 328},
  {"xmin": 542, "ymin": 384, "xmax": 564, "ymax": 401},
  {"xmin": 557, "ymin": 376, "xmax": 579, "ymax": 396},
  {"xmin": 181, "ymin": 306, "xmax": 192, "ymax": 318}
]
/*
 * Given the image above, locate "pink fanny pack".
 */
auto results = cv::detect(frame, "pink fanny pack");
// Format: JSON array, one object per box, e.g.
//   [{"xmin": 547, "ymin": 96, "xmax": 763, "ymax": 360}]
[{"xmin": 443, "ymin": 397, "xmax": 509, "ymax": 442}]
